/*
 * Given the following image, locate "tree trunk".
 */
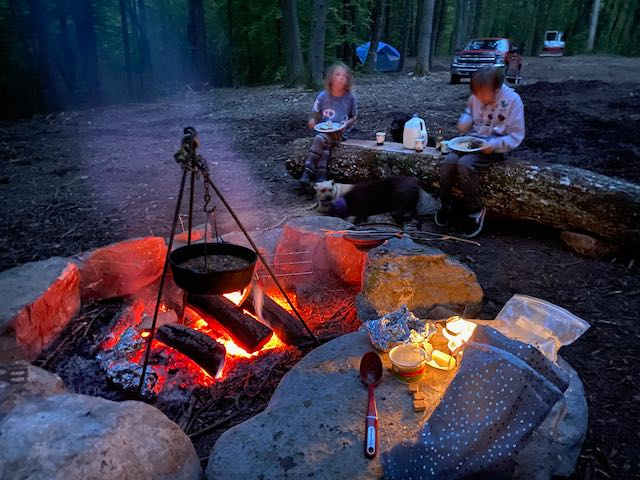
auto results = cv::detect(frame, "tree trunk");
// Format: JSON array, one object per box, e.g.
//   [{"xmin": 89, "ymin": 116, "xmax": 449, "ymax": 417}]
[
  {"xmin": 286, "ymin": 138, "xmax": 640, "ymax": 247},
  {"xmin": 55, "ymin": 0, "xmax": 76, "ymax": 95},
  {"xmin": 119, "ymin": 0, "xmax": 133, "ymax": 97},
  {"xmin": 398, "ymin": 0, "xmax": 412, "ymax": 71},
  {"xmin": 414, "ymin": 0, "xmax": 435, "ymax": 76},
  {"xmin": 414, "ymin": 0, "xmax": 423, "ymax": 55},
  {"xmin": 309, "ymin": 0, "xmax": 329, "ymax": 88},
  {"xmin": 526, "ymin": 0, "xmax": 539, "ymax": 56},
  {"xmin": 453, "ymin": 0, "xmax": 467, "ymax": 51},
  {"xmin": 136, "ymin": 0, "xmax": 152, "ymax": 76},
  {"xmin": 28, "ymin": 0, "xmax": 57, "ymax": 111},
  {"xmin": 280, "ymin": 0, "xmax": 305, "ymax": 86},
  {"xmin": 365, "ymin": 0, "xmax": 385, "ymax": 73},
  {"xmin": 71, "ymin": 0, "xmax": 99, "ymax": 99},
  {"xmin": 587, "ymin": 0, "xmax": 601, "ymax": 51},
  {"xmin": 187, "ymin": 0, "xmax": 208, "ymax": 84},
  {"xmin": 431, "ymin": 0, "xmax": 445, "ymax": 58}
]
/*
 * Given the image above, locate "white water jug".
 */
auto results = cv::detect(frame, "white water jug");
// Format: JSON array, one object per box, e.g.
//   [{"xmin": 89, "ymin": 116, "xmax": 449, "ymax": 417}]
[{"xmin": 403, "ymin": 114, "xmax": 427, "ymax": 150}]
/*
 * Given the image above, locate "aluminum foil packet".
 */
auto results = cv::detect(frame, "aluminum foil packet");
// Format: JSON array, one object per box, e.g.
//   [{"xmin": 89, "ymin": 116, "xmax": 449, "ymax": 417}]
[{"xmin": 366, "ymin": 306, "xmax": 434, "ymax": 352}]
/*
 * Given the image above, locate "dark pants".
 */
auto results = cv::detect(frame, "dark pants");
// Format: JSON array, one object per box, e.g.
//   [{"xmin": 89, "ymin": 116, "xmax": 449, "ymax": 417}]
[
  {"xmin": 303, "ymin": 133, "xmax": 339, "ymax": 182},
  {"xmin": 439, "ymin": 152, "xmax": 503, "ymax": 213}
]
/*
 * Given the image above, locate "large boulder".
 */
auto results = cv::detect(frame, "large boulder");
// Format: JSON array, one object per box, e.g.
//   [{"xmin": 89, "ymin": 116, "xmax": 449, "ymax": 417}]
[
  {"xmin": 357, "ymin": 237, "xmax": 483, "ymax": 321},
  {"xmin": 206, "ymin": 330, "xmax": 587, "ymax": 480},
  {"xmin": 0, "ymin": 257, "xmax": 80, "ymax": 359},
  {"xmin": 77, "ymin": 237, "xmax": 167, "ymax": 301},
  {"xmin": 0, "ymin": 391, "xmax": 201, "ymax": 480}
]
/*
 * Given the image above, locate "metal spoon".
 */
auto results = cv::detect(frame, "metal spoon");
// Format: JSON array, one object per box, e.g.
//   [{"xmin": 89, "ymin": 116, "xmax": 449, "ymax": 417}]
[{"xmin": 359, "ymin": 351, "xmax": 383, "ymax": 459}]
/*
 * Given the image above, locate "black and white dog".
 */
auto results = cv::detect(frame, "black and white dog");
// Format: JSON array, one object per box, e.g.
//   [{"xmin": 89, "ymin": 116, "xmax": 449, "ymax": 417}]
[{"xmin": 327, "ymin": 176, "xmax": 439, "ymax": 227}]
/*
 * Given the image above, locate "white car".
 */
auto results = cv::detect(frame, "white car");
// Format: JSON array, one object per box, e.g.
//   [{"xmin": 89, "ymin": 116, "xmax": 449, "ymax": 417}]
[{"xmin": 540, "ymin": 31, "xmax": 565, "ymax": 56}]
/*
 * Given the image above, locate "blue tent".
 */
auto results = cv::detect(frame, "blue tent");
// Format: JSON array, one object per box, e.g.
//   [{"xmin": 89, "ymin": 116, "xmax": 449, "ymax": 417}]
[{"xmin": 356, "ymin": 41, "xmax": 401, "ymax": 72}]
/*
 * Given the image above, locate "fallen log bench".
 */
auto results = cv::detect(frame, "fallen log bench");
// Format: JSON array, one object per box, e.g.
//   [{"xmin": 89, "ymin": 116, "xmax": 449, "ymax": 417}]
[{"xmin": 287, "ymin": 138, "xmax": 640, "ymax": 247}]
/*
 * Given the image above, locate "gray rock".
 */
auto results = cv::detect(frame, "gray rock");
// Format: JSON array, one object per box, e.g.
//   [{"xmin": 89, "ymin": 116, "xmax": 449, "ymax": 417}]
[
  {"xmin": 0, "ymin": 257, "xmax": 80, "ymax": 358},
  {"xmin": 357, "ymin": 237, "xmax": 483, "ymax": 321},
  {"xmin": 0, "ymin": 393, "xmax": 201, "ymax": 480},
  {"xmin": 514, "ymin": 358, "xmax": 588, "ymax": 479},
  {"xmin": 560, "ymin": 231, "xmax": 619, "ymax": 258},
  {"xmin": 206, "ymin": 330, "xmax": 586, "ymax": 480},
  {"xmin": 0, "ymin": 362, "xmax": 66, "ymax": 416}
]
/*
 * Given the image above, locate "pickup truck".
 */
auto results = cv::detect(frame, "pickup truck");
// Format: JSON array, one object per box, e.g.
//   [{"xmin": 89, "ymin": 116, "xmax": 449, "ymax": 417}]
[{"xmin": 450, "ymin": 37, "xmax": 522, "ymax": 85}]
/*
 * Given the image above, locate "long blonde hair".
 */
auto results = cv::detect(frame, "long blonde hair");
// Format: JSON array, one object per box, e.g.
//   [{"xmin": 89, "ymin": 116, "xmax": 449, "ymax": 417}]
[{"xmin": 324, "ymin": 63, "xmax": 353, "ymax": 93}]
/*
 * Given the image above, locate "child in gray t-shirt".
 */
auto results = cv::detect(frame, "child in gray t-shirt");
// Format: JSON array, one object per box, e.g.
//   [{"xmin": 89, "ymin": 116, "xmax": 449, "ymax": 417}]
[{"xmin": 301, "ymin": 63, "xmax": 358, "ymax": 185}]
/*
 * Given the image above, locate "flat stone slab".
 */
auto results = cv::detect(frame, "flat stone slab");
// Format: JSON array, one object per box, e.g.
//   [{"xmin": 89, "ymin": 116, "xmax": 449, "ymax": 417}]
[
  {"xmin": 77, "ymin": 236, "xmax": 167, "ymax": 301},
  {"xmin": 207, "ymin": 329, "xmax": 587, "ymax": 480},
  {"xmin": 0, "ymin": 257, "xmax": 80, "ymax": 359}
]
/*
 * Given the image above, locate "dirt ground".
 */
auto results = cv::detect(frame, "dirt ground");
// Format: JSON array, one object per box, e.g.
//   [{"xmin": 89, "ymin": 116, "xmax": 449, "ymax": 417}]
[{"xmin": 1, "ymin": 55, "xmax": 639, "ymax": 478}]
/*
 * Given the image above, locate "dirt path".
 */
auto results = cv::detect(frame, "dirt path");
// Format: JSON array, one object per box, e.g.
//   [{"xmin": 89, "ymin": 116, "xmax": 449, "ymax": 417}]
[{"xmin": 1, "ymin": 54, "xmax": 639, "ymax": 478}]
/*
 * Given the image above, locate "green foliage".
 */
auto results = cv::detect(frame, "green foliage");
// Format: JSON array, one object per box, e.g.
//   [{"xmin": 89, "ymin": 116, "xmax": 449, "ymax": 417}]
[{"xmin": 0, "ymin": 0, "xmax": 639, "ymax": 118}]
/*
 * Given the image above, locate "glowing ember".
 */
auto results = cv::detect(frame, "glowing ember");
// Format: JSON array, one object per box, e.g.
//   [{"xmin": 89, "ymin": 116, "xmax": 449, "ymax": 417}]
[
  {"xmin": 187, "ymin": 307, "xmax": 285, "ymax": 359},
  {"xmin": 223, "ymin": 290, "xmax": 245, "ymax": 305},
  {"xmin": 99, "ymin": 292, "xmax": 292, "ymax": 394}
]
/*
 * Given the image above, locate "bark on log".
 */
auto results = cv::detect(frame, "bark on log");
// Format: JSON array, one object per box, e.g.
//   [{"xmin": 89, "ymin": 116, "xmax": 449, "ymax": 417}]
[
  {"xmin": 243, "ymin": 294, "xmax": 314, "ymax": 347},
  {"xmin": 187, "ymin": 294, "xmax": 273, "ymax": 353},
  {"xmin": 287, "ymin": 138, "xmax": 640, "ymax": 247},
  {"xmin": 156, "ymin": 324, "xmax": 226, "ymax": 378}
]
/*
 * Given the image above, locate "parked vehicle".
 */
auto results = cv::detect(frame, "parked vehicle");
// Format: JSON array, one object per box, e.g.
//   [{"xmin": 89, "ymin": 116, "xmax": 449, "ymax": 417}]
[
  {"xmin": 540, "ymin": 30, "xmax": 565, "ymax": 56},
  {"xmin": 450, "ymin": 38, "xmax": 522, "ymax": 85}
]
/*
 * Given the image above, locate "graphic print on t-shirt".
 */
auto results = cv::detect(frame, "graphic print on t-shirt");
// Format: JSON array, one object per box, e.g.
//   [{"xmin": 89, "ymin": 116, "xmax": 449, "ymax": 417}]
[{"xmin": 322, "ymin": 108, "xmax": 336, "ymax": 121}]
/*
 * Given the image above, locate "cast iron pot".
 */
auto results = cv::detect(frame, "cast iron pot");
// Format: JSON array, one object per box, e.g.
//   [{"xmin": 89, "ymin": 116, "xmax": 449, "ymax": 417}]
[{"xmin": 169, "ymin": 242, "xmax": 258, "ymax": 295}]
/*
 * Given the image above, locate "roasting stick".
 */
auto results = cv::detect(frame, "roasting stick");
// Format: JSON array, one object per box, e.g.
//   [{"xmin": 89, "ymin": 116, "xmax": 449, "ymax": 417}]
[{"xmin": 323, "ymin": 228, "xmax": 481, "ymax": 247}]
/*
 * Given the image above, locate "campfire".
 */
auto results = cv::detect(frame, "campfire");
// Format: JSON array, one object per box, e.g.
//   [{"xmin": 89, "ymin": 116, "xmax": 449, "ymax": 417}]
[{"xmin": 97, "ymin": 286, "xmax": 299, "ymax": 398}]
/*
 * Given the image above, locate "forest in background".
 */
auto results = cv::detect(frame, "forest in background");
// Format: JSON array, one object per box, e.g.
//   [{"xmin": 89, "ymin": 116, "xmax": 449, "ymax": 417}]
[{"xmin": 1, "ymin": 0, "xmax": 639, "ymax": 119}]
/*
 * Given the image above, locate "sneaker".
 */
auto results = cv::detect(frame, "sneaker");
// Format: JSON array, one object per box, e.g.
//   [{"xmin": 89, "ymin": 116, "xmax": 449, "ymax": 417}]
[
  {"xmin": 434, "ymin": 205, "xmax": 451, "ymax": 227},
  {"xmin": 461, "ymin": 207, "xmax": 486, "ymax": 238}
]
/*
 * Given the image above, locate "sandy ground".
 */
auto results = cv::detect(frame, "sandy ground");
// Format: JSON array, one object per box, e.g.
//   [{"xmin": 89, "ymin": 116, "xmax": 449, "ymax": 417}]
[{"xmin": 1, "ymin": 54, "xmax": 639, "ymax": 478}]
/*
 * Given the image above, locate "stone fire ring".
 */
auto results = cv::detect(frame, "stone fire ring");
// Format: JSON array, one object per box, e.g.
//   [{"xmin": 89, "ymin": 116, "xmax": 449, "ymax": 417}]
[{"xmin": 206, "ymin": 329, "xmax": 587, "ymax": 480}]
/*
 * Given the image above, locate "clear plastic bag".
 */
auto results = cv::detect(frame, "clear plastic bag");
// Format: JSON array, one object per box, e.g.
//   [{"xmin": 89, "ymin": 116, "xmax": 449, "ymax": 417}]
[{"xmin": 494, "ymin": 294, "xmax": 590, "ymax": 362}]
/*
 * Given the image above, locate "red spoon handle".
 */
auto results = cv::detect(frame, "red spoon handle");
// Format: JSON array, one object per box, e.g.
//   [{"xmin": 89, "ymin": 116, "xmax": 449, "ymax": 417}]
[{"xmin": 365, "ymin": 384, "xmax": 378, "ymax": 458}]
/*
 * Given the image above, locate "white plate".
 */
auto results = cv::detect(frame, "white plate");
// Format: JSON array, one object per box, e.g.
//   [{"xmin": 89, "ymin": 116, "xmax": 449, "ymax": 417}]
[
  {"xmin": 447, "ymin": 136, "xmax": 489, "ymax": 153},
  {"xmin": 314, "ymin": 121, "xmax": 344, "ymax": 133}
]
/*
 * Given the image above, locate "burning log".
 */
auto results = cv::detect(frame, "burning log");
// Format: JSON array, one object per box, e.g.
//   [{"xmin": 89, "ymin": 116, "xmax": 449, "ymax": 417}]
[
  {"xmin": 243, "ymin": 294, "xmax": 314, "ymax": 347},
  {"xmin": 287, "ymin": 138, "xmax": 640, "ymax": 247},
  {"xmin": 187, "ymin": 294, "xmax": 273, "ymax": 353},
  {"xmin": 155, "ymin": 324, "xmax": 226, "ymax": 378}
]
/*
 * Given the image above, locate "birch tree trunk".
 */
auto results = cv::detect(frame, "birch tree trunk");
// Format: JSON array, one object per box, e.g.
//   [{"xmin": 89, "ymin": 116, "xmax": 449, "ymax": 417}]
[
  {"xmin": 309, "ymin": 0, "xmax": 329, "ymax": 88},
  {"xmin": 587, "ymin": 0, "xmax": 601, "ymax": 51},
  {"xmin": 414, "ymin": 0, "xmax": 435, "ymax": 76},
  {"xmin": 280, "ymin": 0, "xmax": 305, "ymax": 86}
]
